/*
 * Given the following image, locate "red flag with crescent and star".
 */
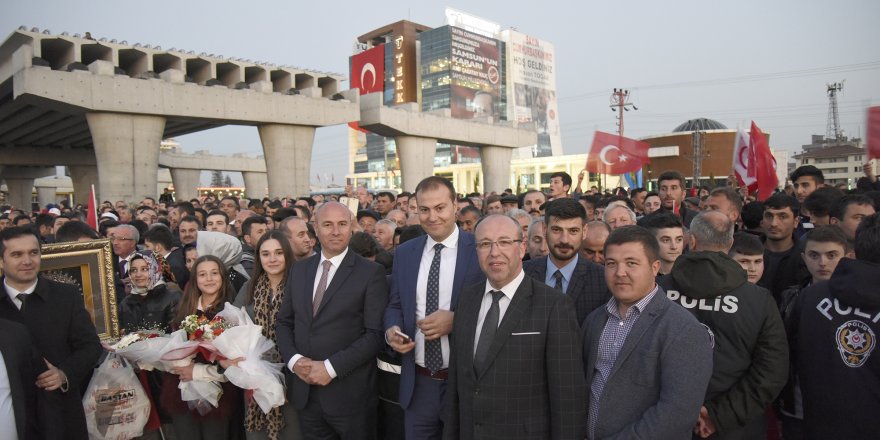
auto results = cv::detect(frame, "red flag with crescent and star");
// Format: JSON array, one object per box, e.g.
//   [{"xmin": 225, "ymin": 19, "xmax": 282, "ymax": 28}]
[
  {"xmin": 585, "ymin": 131, "xmax": 650, "ymax": 175},
  {"xmin": 732, "ymin": 125, "xmax": 757, "ymax": 191},
  {"xmin": 349, "ymin": 44, "xmax": 385, "ymax": 132}
]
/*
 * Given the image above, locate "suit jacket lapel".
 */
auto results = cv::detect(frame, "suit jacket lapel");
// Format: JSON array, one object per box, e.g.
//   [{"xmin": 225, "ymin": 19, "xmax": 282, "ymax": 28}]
[
  {"xmin": 475, "ymin": 277, "xmax": 534, "ymax": 379},
  {"xmin": 314, "ymin": 251, "xmax": 356, "ymax": 317},
  {"xmin": 0, "ymin": 334, "xmax": 26, "ymax": 437},
  {"xmin": 301, "ymin": 256, "xmax": 320, "ymax": 323},
  {"xmin": 567, "ymin": 259, "xmax": 587, "ymax": 299},
  {"xmin": 451, "ymin": 233, "xmax": 472, "ymax": 308},
  {"xmin": 584, "ymin": 308, "xmax": 608, "ymax": 385},
  {"xmin": 608, "ymin": 291, "xmax": 668, "ymax": 379}
]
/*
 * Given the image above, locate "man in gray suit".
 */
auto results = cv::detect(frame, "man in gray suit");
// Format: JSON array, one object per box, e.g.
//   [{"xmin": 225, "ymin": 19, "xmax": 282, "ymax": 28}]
[
  {"xmin": 444, "ymin": 215, "xmax": 587, "ymax": 440},
  {"xmin": 582, "ymin": 226, "xmax": 713, "ymax": 440}
]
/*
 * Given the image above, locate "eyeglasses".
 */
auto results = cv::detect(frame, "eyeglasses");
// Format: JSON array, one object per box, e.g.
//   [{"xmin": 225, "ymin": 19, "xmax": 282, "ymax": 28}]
[
  {"xmin": 109, "ymin": 237, "xmax": 134, "ymax": 242},
  {"xmin": 476, "ymin": 239, "xmax": 522, "ymax": 252}
]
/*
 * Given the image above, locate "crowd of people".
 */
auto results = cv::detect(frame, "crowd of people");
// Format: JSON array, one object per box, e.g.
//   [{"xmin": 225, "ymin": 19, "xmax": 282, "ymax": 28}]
[{"xmin": 0, "ymin": 163, "xmax": 879, "ymax": 440}]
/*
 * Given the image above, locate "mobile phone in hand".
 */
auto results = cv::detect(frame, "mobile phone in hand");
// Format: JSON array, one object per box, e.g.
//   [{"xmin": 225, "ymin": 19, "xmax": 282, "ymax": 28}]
[{"xmin": 394, "ymin": 330, "xmax": 412, "ymax": 344}]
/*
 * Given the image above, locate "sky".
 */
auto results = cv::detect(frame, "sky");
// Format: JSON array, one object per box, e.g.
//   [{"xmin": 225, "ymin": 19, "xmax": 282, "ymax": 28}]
[{"xmin": 4, "ymin": 0, "xmax": 879, "ymax": 186}]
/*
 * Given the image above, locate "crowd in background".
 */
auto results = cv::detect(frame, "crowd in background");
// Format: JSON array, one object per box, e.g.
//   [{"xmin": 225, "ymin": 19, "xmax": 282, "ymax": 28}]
[{"xmin": 1, "ymin": 162, "xmax": 879, "ymax": 440}]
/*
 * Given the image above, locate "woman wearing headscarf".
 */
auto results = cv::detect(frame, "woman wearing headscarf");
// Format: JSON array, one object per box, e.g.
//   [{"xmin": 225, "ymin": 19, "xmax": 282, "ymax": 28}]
[
  {"xmin": 196, "ymin": 230, "xmax": 250, "ymax": 292},
  {"xmin": 118, "ymin": 252, "xmax": 182, "ymax": 334},
  {"xmin": 233, "ymin": 230, "xmax": 301, "ymax": 440}
]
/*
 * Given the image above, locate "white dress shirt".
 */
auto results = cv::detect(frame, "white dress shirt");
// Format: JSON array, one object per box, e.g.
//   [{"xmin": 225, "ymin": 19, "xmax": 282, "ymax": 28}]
[
  {"xmin": 288, "ymin": 248, "xmax": 349, "ymax": 378},
  {"xmin": 4, "ymin": 278, "xmax": 37, "ymax": 311},
  {"xmin": 415, "ymin": 227, "xmax": 459, "ymax": 369},
  {"xmin": 0, "ymin": 351, "xmax": 17, "ymax": 440},
  {"xmin": 473, "ymin": 270, "xmax": 525, "ymax": 353}
]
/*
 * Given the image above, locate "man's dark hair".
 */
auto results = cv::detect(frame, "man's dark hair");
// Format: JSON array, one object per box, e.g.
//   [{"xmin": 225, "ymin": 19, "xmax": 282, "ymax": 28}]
[
  {"xmin": 175, "ymin": 201, "xmax": 196, "ymax": 217},
  {"xmin": 0, "ymin": 226, "xmax": 41, "ymax": 256},
  {"xmin": 267, "ymin": 200, "xmax": 283, "ymax": 210},
  {"xmin": 763, "ymin": 193, "xmax": 800, "ymax": 218},
  {"xmin": 790, "ymin": 165, "xmax": 825, "ymax": 185},
  {"xmin": 34, "ymin": 213, "xmax": 55, "ymax": 231},
  {"xmin": 221, "ymin": 195, "xmax": 239, "ymax": 208},
  {"xmin": 629, "ymin": 187, "xmax": 647, "ymax": 198},
  {"xmin": 729, "ymin": 232, "xmax": 764, "ymax": 256},
  {"xmin": 293, "ymin": 205, "xmax": 311, "ymax": 221},
  {"xmin": 602, "ymin": 196, "xmax": 634, "ymax": 210},
  {"xmin": 855, "ymin": 213, "xmax": 880, "ymax": 263},
  {"xmin": 829, "ymin": 194, "xmax": 874, "ymax": 222},
  {"xmin": 415, "ymin": 176, "xmax": 457, "ymax": 201},
  {"xmin": 460, "ymin": 205, "xmax": 482, "ymax": 218},
  {"xmin": 54, "ymin": 221, "xmax": 100, "ymax": 242},
  {"xmin": 543, "ymin": 198, "xmax": 586, "ymax": 224},
  {"xmin": 657, "ymin": 170, "xmax": 685, "ymax": 187},
  {"xmin": 709, "ymin": 187, "xmax": 744, "ymax": 213},
  {"xmin": 128, "ymin": 220, "xmax": 149, "ymax": 243},
  {"xmin": 273, "ymin": 207, "xmax": 298, "ymax": 222},
  {"xmin": 804, "ymin": 225, "xmax": 850, "ymax": 251},
  {"xmin": 637, "ymin": 212, "xmax": 683, "ymax": 232},
  {"xmin": 376, "ymin": 191, "xmax": 396, "ymax": 202},
  {"xmin": 399, "ymin": 225, "xmax": 426, "ymax": 244},
  {"xmin": 178, "ymin": 215, "xmax": 203, "ymax": 229},
  {"xmin": 12, "ymin": 215, "xmax": 32, "ymax": 226},
  {"xmin": 741, "ymin": 201, "xmax": 764, "ymax": 230},
  {"xmin": 549, "ymin": 171, "xmax": 572, "ymax": 188},
  {"xmin": 604, "ymin": 225, "xmax": 660, "ymax": 263},
  {"xmin": 349, "ymin": 232, "xmax": 381, "ymax": 259},
  {"xmin": 457, "ymin": 197, "xmax": 475, "ymax": 207},
  {"xmin": 579, "ymin": 194, "xmax": 601, "ymax": 209},
  {"xmin": 241, "ymin": 216, "xmax": 269, "ymax": 236},
  {"xmin": 398, "ymin": 191, "xmax": 412, "ymax": 199},
  {"xmin": 206, "ymin": 209, "xmax": 229, "ymax": 222},
  {"xmin": 143, "ymin": 224, "xmax": 174, "ymax": 250},
  {"xmin": 804, "ymin": 186, "xmax": 844, "ymax": 218}
]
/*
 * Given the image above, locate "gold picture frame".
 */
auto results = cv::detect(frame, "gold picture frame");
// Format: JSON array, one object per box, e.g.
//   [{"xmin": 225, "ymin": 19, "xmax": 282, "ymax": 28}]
[{"xmin": 39, "ymin": 239, "xmax": 119, "ymax": 341}]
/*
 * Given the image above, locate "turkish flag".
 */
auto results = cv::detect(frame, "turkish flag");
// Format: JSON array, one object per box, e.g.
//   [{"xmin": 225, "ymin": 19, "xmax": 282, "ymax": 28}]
[
  {"xmin": 585, "ymin": 131, "xmax": 650, "ymax": 175},
  {"xmin": 868, "ymin": 107, "xmax": 880, "ymax": 160},
  {"xmin": 349, "ymin": 45, "xmax": 385, "ymax": 132},
  {"xmin": 750, "ymin": 121, "xmax": 779, "ymax": 201},
  {"xmin": 86, "ymin": 184, "xmax": 98, "ymax": 230},
  {"xmin": 732, "ymin": 126, "xmax": 757, "ymax": 190}
]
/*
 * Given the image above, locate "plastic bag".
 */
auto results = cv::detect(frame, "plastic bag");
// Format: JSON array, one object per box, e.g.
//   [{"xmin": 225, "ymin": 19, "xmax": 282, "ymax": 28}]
[{"xmin": 82, "ymin": 353, "xmax": 152, "ymax": 440}]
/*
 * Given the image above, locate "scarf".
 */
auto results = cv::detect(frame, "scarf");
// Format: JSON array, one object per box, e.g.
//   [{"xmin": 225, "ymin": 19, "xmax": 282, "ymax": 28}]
[
  {"xmin": 128, "ymin": 253, "xmax": 166, "ymax": 296},
  {"xmin": 244, "ymin": 273, "xmax": 285, "ymax": 439}
]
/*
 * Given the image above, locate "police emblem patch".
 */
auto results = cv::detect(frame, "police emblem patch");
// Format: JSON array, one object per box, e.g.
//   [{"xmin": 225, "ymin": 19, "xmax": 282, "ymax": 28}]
[{"xmin": 836, "ymin": 320, "xmax": 875, "ymax": 368}]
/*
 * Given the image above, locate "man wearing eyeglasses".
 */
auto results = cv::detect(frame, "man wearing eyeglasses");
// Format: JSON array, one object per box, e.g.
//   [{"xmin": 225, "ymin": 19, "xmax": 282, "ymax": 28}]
[
  {"xmin": 443, "ymin": 214, "xmax": 586, "ymax": 439},
  {"xmin": 109, "ymin": 224, "xmax": 139, "ymax": 297},
  {"xmin": 523, "ymin": 198, "xmax": 610, "ymax": 327}
]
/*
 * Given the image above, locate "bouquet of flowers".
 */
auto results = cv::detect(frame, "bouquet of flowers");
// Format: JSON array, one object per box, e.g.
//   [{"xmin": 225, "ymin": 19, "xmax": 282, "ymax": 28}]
[
  {"xmin": 108, "ymin": 330, "xmax": 169, "ymax": 371},
  {"xmin": 180, "ymin": 314, "xmax": 233, "ymax": 363}
]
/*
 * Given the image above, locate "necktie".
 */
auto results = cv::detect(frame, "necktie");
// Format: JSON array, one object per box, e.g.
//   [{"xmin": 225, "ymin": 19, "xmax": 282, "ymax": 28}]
[
  {"xmin": 120, "ymin": 258, "xmax": 129, "ymax": 279},
  {"xmin": 313, "ymin": 260, "xmax": 332, "ymax": 316},
  {"xmin": 474, "ymin": 290, "xmax": 504, "ymax": 373},
  {"xmin": 16, "ymin": 293, "xmax": 28, "ymax": 312},
  {"xmin": 553, "ymin": 270, "xmax": 564, "ymax": 291},
  {"xmin": 425, "ymin": 243, "xmax": 444, "ymax": 372}
]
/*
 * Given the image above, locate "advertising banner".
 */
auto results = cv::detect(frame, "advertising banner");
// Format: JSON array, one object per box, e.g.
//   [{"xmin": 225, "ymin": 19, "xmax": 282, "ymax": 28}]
[{"xmin": 448, "ymin": 26, "xmax": 502, "ymax": 121}]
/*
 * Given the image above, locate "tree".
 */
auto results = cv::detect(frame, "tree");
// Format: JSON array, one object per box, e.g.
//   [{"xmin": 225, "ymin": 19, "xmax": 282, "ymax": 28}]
[
  {"xmin": 210, "ymin": 170, "xmax": 224, "ymax": 187},
  {"xmin": 223, "ymin": 175, "xmax": 233, "ymax": 188}
]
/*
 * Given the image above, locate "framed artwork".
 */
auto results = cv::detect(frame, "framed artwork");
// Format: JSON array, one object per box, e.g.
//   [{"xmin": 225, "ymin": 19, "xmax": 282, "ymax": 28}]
[{"xmin": 39, "ymin": 239, "xmax": 119, "ymax": 341}]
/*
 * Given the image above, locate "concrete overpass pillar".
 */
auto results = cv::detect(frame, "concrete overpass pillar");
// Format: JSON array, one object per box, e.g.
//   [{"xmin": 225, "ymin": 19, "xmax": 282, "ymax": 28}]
[
  {"xmin": 86, "ymin": 113, "xmax": 166, "ymax": 202},
  {"xmin": 3, "ymin": 178, "xmax": 35, "ymax": 211},
  {"xmin": 395, "ymin": 136, "xmax": 438, "ymax": 192},
  {"xmin": 258, "ymin": 124, "xmax": 315, "ymax": 198},
  {"xmin": 480, "ymin": 146, "xmax": 513, "ymax": 194},
  {"xmin": 35, "ymin": 185, "xmax": 57, "ymax": 207},
  {"xmin": 169, "ymin": 168, "xmax": 201, "ymax": 202},
  {"xmin": 243, "ymin": 172, "xmax": 268, "ymax": 199},
  {"xmin": 68, "ymin": 165, "xmax": 99, "ymax": 206}
]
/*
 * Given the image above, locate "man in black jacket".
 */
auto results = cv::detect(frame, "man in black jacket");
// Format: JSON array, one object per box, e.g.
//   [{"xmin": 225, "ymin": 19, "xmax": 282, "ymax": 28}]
[
  {"xmin": 0, "ymin": 227, "xmax": 102, "ymax": 439},
  {"xmin": 659, "ymin": 212, "xmax": 788, "ymax": 439},
  {"xmin": 758, "ymin": 194, "xmax": 810, "ymax": 304},
  {"xmin": 790, "ymin": 213, "xmax": 880, "ymax": 440}
]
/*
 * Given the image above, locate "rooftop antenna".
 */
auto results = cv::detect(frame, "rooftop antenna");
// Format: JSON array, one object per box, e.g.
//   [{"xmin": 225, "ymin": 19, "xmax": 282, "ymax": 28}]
[{"xmin": 825, "ymin": 81, "xmax": 845, "ymax": 144}]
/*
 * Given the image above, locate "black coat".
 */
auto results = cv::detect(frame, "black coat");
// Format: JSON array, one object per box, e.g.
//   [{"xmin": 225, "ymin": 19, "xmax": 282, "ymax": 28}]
[
  {"xmin": 118, "ymin": 283, "xmax": 182, "ymax": 334},
  {"xmin": 0, "ymin": 276, "xmax": 102, "ymax": 440},
  {"xmin": 0, "ymin": 319, "xmax": 48, "ymax": 440}
]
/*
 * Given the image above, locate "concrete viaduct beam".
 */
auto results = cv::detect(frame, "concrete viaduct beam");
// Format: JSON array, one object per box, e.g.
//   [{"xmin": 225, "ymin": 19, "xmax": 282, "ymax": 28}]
[
  {"xmin": 396, "ymin": 136, "xmax": 438, "ymax": 193},
  {"xmin": 86, "ymin": 112, "xmax": 165, "ymax": 202},
  {"xmin": 480, "ymin": 146, "xmax": 515, "ymax": 194},
  {"xmin": 258, "ymin": 124, "xmax": 315, "ymax": 198}
]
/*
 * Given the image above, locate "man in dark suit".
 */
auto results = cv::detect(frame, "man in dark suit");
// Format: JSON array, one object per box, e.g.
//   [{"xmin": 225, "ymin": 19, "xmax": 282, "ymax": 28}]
[
  {"xmin": 444, "ymin": 215, "xmax": 586, "ymax": 440},
  {"xmin": 0, "ymin": 226, "xmax": 103, "ymax": 439},
  {"xmin": 523, "ymin": 198, "xmax": 610, "ymax": 326},
  {"xmin": 582, "ymin": 226, "xmax": 713, "ymax": 439},
  {"xmin": 384, "ymin": 176, "xmax": 484, "ymax": 439},
  {"xmin": 276, "ymin": 202, "xmax": 389, "ymax": 439},
  {"xmin": 0, "ymin": 318, "xmax": 46, "ymax": 440}
]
